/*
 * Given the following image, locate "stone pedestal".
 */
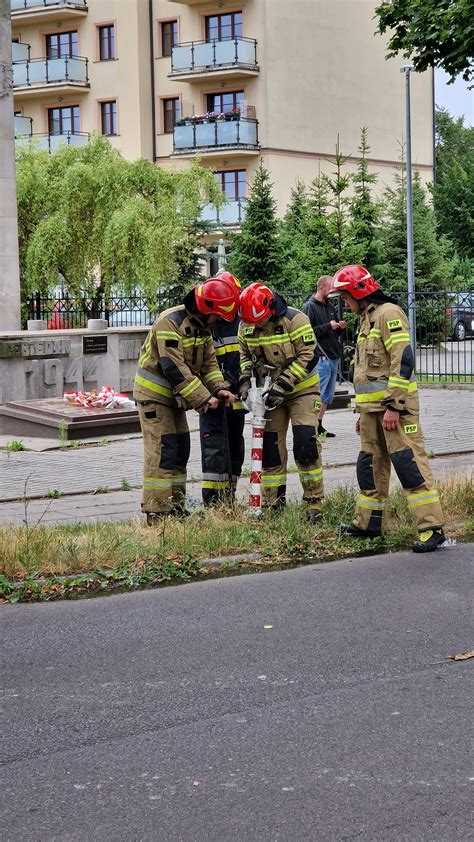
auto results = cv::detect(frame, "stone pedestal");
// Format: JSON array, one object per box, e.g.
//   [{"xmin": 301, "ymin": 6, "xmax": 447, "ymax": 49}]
[{"xmin": 0, "ymin": 326, "xmax": 147, "ymax": 406}]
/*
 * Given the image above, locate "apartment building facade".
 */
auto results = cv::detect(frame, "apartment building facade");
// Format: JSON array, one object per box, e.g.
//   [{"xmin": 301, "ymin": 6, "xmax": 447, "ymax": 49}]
[{"xmin": 12, "ymin": 0, "xmax": 435, "ymax": 243}]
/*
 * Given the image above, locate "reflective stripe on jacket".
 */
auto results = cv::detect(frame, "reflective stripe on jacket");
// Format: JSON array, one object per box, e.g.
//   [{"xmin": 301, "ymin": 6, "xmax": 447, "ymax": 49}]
[
  {"xmin": 211, "ymin": 315, "xmax": 244, "ymax": 411},
  {"xmin": 133, "ymin": 305, "xmax": 226, "ymax": 409},
  {"xmin": 354, "ymin": 301, "xmax": 419, "ymax": 414},
  {"xmin": 238, "ymin": 305, "xmax": 319, "ymax": 401}
]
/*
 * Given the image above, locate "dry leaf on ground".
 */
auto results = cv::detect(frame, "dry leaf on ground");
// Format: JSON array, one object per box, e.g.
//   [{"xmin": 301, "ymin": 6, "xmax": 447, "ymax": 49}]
[{"xmin": 448, "ymin": 651, "xmax": 474, "ymax": 661}]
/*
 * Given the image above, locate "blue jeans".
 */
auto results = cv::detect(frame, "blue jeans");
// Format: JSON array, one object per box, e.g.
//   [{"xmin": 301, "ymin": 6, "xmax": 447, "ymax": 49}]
[{"xmin": 317, "ymin": 357, "xmax": 340, "ymax": 406}]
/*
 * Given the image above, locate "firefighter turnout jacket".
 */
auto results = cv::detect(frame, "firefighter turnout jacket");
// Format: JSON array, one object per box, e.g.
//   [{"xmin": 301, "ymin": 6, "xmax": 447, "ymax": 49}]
[
  {"xmin": 353, "ymin": 302, "xmax": 418, "ymax": 414},
  {"xmin": 200, "ymin": 314, "xmax": 246, "ymax": 505},
  {"xmin": 133, "ymin": 304, "xmax": 226, "ymax": 409},
  {"xmin": 352, "ymin": 299, "xmax": 444, "ymax": 535},
  {"xmin": 238, "ymin": 297, "xmax": 323, "ymax": 509},
  {"xmin": 238, "ymin": 297, "xmax": 319, "ymax": 400}
]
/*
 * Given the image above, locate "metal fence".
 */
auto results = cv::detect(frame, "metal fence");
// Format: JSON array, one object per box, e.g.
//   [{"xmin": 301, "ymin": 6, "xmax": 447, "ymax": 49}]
[
  {"xmin": 25, "ymin": 288, "xmax": 474, "ymax": 383},
  {"xmin": 285, "ymin": 289, "xmax": 474, "ymax": 384},
  {"xmin": 25, "ymin": 290, "xmax": 176, "ymax": 330}
]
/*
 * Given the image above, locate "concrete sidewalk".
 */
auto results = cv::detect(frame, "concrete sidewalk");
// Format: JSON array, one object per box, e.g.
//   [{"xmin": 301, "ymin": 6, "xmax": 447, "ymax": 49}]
[
  {"xmin": 1, "ymin": 388, "xmax": 473, "ymax": 501},
  {"xmin": 0, "ymin": 388, "xmax": 472, "ymax": 525},
  {"xmin": 0, "ymin": 452, "xmax": 472, "ymax": 526}
]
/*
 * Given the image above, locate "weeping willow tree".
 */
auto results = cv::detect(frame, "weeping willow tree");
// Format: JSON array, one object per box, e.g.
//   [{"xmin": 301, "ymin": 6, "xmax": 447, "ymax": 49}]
[{"xmin": 16, "ymin": 135, "xmax": 222, "ymax": 313}]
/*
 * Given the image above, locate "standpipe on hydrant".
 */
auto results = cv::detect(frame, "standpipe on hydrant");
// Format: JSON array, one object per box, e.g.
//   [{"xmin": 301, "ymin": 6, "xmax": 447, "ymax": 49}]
[{"xmin": 244, "ymin": 372, "xmax": 273, "ymax": 517}]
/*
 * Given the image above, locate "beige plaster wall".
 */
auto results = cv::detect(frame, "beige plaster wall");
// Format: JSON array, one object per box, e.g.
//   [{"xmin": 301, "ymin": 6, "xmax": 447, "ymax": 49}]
[
  {"xmin": 12, "ymin": 0, "xmax": 153, "ymax": 160},
  {"xmin": 12, "ymin": 0, "xmax": 435, "ymax": 216}
]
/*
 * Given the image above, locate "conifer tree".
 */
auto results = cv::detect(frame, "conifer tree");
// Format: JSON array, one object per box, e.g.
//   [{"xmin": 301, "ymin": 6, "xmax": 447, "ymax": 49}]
[
  {"xmin": 278, "ymin": 180, "xmax": 312, "ymax": 293},
  {"xmin": 375, "ymin": 154, "xmax": 452, "ymax": 292},
  {"xmin": 227, "ymin": 160, "xmax": 282, "ymax": 286},
  {"xmin": 350, "ymin": 128, "xmax": 382, "ymax": 269}
]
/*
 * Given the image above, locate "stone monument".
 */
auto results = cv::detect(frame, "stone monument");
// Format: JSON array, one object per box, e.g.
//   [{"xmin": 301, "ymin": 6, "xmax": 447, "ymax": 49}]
[{"xmin": 0, "ymin": 0, "xmax": 21, "ymax": 331}]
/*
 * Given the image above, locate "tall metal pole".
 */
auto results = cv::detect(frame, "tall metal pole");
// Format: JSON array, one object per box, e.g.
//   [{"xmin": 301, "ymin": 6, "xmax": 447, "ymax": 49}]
[
  {"xmin": 0, "ymin": 0, "xmax": 21, "ymax": 331},
  {"xmin": 401, "ymin": 65, "xmax": 416, "ymax": 362}
]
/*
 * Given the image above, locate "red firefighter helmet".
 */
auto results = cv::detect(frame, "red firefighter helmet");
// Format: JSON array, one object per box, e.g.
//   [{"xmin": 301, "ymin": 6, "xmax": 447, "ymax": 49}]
[
  {"xmin": 212, "ymin": 270, "xmax": 241, "ymax": 292},
  {"xmin": 239, "ymin": 282, "xmax": 276, "ymax": 325},
  {"xmin": 330, "ymin": 265, "xmax": 379, "ymax": 300},
  {"xmin": 194, "ymin": 277, "xmax": 240, "ymax": 321}
]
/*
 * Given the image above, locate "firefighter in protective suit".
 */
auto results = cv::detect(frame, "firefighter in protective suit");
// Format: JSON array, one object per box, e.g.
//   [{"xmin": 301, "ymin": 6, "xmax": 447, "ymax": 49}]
[
  {"xmin": 238, "ymin": 283, "xmax": 324, "ymax": 521},
  {"xmin": 329, "ymin": 264, "xmax": 445, "ymax": 553},
  {"xmin": 199, "ymin": 271, "xmax": 246, "ymax": 505},
  {"xmin": 133, "ymin": 278, "xmax": 239, "ymax": 525}
]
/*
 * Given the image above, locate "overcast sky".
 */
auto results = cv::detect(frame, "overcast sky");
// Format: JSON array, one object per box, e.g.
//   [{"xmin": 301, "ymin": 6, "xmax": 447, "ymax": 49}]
[{"xmin": 435, "ymin": 70, "xmax": 473, "ymax": 125}]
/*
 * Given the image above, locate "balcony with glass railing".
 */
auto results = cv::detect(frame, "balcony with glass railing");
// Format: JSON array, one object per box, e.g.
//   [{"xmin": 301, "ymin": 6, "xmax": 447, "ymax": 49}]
[
  {"xmin": 14, "ymin": 114, "xmax": 33, "ymax": 137},
  {"xmin": 169, "ymin": 37, "xmax": 258, "ymax": 81},
  {"xmin": 13, "ymin": 55, "xmax": 89, "ymax": 98},
  {"xmin": 201, "ymin": 197, "xmax": 247, "ymax": 228},
  {"xmin": 11, "ymin": 0, "xmax": 88, "ymax": 24},
  {"xmin": 172, "ymin": 114, "xmax": 259, "ymax": 157},
  {"xmin": 12, "ymin": 41, "xmax": 30, "ymax": 62},
  {"xmin": 15, "ymin": 130, "xmax": 89, "ymax": 152}
]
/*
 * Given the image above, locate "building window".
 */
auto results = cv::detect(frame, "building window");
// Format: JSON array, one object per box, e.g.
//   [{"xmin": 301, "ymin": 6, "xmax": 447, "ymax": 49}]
[
  {"xmin": 205, "ymin": 12, "xmax": 242, "ymax": 42},
  {"xmin": 206, "ymin": 91, "xmax": 244, "ymax": 115},
  {"xmin": 101, "ymin": 100, "xmax": 117, "ymax": 136},
  {"xmin": 48, "ymin": 105, "xmax": 80, "ymax": 135},
  {"xmin": 46, "ymin": 31, "xmax": 78, "ymax": 58},
  {"xmin": 216, "ymin": 169, "xmax": 246, "ymax": 200},
  {"xmin": 161, "ymin": 20, "xmax": 178, "ymax": 57},
  {"xmin": 163, "ymin": 97, "xmax": 180, "ymax": 133},
  {"xmin": 98, "ymin": 24, "xmax": 115, "ymax": 61}
]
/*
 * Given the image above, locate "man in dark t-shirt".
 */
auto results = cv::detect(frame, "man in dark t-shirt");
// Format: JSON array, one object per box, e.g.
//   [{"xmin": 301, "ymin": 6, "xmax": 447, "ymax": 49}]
[{"xmin": 303, "ymin": 275, "xmax": 347, "ymax": 437}]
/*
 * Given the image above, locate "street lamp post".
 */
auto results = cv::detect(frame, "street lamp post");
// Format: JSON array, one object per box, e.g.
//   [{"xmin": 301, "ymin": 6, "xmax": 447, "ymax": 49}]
[{"xmin": 400, "ymin": 64, "xmax": 416, "ymax": 364}]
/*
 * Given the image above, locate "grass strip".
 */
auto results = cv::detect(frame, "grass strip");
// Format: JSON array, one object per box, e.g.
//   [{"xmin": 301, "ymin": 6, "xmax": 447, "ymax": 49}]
[{"xmin": 1, "ymin": 474, "xmax": 472, "ymax": 604}]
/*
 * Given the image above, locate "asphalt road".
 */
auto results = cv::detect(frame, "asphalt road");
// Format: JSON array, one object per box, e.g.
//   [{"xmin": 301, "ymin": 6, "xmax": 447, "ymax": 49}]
[{"xmin": 1, "ymin": 545, "xmax": 473, "ymax": 842}]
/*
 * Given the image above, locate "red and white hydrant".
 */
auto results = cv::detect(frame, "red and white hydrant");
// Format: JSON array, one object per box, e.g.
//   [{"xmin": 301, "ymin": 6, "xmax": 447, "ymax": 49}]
[{"xmin": 244, "ymin": 372, "xmax": 273, "ymax": 517}]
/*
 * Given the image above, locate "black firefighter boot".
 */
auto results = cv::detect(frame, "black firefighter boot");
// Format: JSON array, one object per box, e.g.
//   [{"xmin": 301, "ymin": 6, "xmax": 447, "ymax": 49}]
[
  {"xmin": 341, "ymin": 523, "xmax": 382, "ymax": 539},
  {"xmin": 412, "ymin": 528, "xmax": 445, "ymax": 553}
]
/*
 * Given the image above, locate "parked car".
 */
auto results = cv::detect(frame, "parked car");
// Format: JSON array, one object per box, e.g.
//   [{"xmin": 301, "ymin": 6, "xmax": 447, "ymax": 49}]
[{"xmin": 446, "ymin": 293, "xmax": 474, "ymax": 341}]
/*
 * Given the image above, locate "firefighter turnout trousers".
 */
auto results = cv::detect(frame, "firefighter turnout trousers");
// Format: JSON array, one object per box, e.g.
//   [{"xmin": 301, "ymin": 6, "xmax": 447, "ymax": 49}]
[
  {"xmin": 200, "ymin": 405, "xmax": 245, "ymax": 505},
  {"xmin": 353, "ymin": 412, "xmax": 444, "ymax": 533},
  {"xmin": 262, "ymin": 393, "xmax": 324, "ymax": 507},
  {"xmin": 137, "ymin": 402, "xmax": 191, "ymax": 514}
]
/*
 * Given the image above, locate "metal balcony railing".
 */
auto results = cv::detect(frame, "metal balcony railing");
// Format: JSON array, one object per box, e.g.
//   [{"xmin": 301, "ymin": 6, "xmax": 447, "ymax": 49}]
[
  {"xmin": 11, "ymin": 0, "xmax": 87, "ymax": 11},
  {"xmin": 15, "ymin": 131, "xmax": 90, "ymax": 151},
  {"xmin": 201, "ymin": 197, "xmax": 247, "ymax": 227},
  {"xmin": 13, "ymin": 55, "xmax": 89, "ymax": 88},
  {"xmin": 173, "ymin": 116, "xmax": 259, "ymax": 153},
  {"xmin": 14, "ymin": 114, "xmax": 33, "ymax": 136},
  {"xmin": 170, "ymin": 37, "xmax": 258, "ymax": 76}
]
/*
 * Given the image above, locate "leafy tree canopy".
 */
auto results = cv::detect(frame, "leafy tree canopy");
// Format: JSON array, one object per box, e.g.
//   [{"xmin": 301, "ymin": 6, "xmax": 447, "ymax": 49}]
[
  {"xmin": 375, "ymin": 0, "xmax": 473, "ymax": 84},
  {"xmin": 431, "ymin": 109, "xmax": 474, "ymax": 260},
  {"xmin": 16, "ymin": 135, "xmax": 221, "ymax": 303}
]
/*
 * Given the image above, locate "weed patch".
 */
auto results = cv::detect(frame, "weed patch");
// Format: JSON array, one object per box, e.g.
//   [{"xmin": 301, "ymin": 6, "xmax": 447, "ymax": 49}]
[{"xmin": 0, "ymin": 474, "xmax": 472, "ymax": 603}]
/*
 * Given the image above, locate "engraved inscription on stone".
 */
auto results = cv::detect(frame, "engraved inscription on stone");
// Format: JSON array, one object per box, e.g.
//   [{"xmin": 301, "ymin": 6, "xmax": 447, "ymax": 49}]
[
  {"xmin": 0, "ymin": 341, "xmax": 22, "ymax": 358},
  {"xmin": 0, "ymin": 339, "xmax": 71, "ymax": 358},
  {"xmin": 82, "ymin": 356, "xmax": 99, "ymax": 389},
  {"xmin": 22, "ymin": 339, "xmax": 71, "ymax": 357},
  {"xmin": 119, "ymin": 338, "xmax": 145, "ymax": 360},
  {"xmin": 24, "ymin": 358, "xmax": 64, "ymax": 398},
  {"xmin": 64, "ymin": 357, "xmax": 83, "ymax": 392},
  {"xmin": 43, "ymin": 359, "xmax": 64, "ymax": 398},
  {"xmin": 24, "ymin": 359, "xmax": 40, "ymax": 399}
]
